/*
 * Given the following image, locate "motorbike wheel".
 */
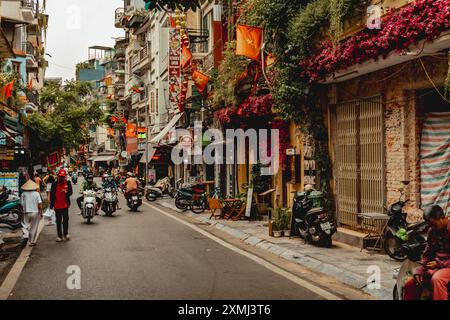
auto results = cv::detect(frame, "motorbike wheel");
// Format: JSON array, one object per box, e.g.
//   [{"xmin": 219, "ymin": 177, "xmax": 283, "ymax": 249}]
[
  {"xmin": 190, "ymin": 199, "xmax": 205, "ymax": 214},
  {"xmin": 175, "ymin": 197, "xmax": 190, "ymax": 210},
  {"xmin": 322, "ymin": 236, "xmax": 333, "ymax": 248},
  {"xmin": 384, "ymin": 235, "xmax": 407, "ymax": 261},
  {"xmin": 146, "ymin": 192, "xmax": 157, "ymax": 202}
]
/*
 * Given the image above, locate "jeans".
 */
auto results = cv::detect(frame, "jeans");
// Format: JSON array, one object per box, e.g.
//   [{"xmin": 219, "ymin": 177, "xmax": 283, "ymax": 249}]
[{"xmin": 55, "ymin": 208, "xmax": 69, "ymax": 238}]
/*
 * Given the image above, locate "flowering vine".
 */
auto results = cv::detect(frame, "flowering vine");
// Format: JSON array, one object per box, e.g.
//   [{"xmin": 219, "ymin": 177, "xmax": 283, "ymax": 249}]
[{"xmin": 300, "ymin": 0, "xmax": 450, "ymax": 82}]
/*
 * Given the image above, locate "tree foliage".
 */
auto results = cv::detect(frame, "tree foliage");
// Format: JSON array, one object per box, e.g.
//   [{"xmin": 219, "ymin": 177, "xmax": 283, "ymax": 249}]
[{"xmin": 27, "ymin": 81, "xmax": 104, "ymax": 151}]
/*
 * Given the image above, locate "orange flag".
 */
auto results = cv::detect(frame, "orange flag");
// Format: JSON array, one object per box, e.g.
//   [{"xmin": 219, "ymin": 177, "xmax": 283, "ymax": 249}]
[
  {"xmin": 236, "ymin": 24, "xmax": 263, "ymax": 61},
  {"xmin": 125, "ymin": 123, "xmax": 137, "ymax": 138},
  {"xmin": 121, "ymin": 116, "xmax": 128, "ymax": 124},
  {"xmin": 181, "ymin": 44, "xmax": 193, "ymax": 69},
  {"xmin": 192, "ymin": 70, "xmax": 209, "ymax": 93},
  {"xmin": 3, "ymin": 80, "xmax": 14, "ymax": 98}
]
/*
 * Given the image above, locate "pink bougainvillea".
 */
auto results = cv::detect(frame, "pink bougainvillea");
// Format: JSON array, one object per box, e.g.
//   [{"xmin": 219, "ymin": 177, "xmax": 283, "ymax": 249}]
[
  {"xmin": 300, "ymin": 0, "xmax": 450, "ymax": 82},
  {"xmin": 214, "ymin": 94, "xmax": 274, "ymax": 123}
]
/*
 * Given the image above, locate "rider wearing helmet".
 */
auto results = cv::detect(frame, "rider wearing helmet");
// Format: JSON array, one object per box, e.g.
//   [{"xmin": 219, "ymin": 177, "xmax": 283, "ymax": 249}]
[
  {"xmin": 404, "ymin": 205, "xmax": 450, "ymax": 300},
  {"xmin": 124, "ymin": 172, "xmax": 139, "ymax": 202},
  {"xmin": 76, "ymin": 173, "xmax": 101, "ymax": 214}
]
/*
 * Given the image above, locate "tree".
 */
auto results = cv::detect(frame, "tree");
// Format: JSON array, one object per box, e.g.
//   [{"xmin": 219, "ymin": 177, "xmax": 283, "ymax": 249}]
[
  {"xmin": 26, "ymin": 80, "xmax": 104, "ymax": 151},
  {"xmin": 143, "ymin": 0, "xmax": 202, "ymax": 12}
]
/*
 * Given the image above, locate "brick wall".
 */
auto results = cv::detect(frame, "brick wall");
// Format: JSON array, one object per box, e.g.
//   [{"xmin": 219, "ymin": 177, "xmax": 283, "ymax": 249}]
[{"xmin": 332, "ymin": 57, "xmax": 448, "ymax": 223}]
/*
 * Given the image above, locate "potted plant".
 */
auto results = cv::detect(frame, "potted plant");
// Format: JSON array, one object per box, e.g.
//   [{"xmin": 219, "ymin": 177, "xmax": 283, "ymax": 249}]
[
  {"xmin": 283, "ymin": 209, "xmax": 292, "ymax": 237},
  {"xmin": 272, "ymin": 219, "xmax": 283, "ymax": 238}
]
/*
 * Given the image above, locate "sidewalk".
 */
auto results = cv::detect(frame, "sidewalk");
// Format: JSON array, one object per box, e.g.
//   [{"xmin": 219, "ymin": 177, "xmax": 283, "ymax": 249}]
[{"xmin": 156, "ymin": 199, "xmax": 401, "ymax": 300}]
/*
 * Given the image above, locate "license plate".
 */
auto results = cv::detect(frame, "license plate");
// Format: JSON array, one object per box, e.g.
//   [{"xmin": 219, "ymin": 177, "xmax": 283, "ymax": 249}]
[
  {"xmin": 132, "ymin": 196, "xmax": 138, "ymax": 200},
  {"xmin": 321, "ymin": 222, "xmax": 331, "ymax": 231}
]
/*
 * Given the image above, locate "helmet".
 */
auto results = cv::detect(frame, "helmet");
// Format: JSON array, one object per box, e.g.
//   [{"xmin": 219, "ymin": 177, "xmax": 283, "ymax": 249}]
[
  {"xmin": 87, "ymin": 173, "xmax": 94, "ymax": 181},
  {"xmin": 57, "ymin": 169, "xmax": 67, "ymax": 177},
  {"xmin": 423, "ymin": 205, "xmax": 445, "ymax": 222},
  {"xmin": 127, "ymin": 172, "xmax": 134, "ymax": 177}
]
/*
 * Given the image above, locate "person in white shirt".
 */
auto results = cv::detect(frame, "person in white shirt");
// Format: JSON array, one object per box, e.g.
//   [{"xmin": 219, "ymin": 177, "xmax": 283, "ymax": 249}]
[{"xmin": 20, "ymin": 180, "xmax": 43, "ymax": 247}]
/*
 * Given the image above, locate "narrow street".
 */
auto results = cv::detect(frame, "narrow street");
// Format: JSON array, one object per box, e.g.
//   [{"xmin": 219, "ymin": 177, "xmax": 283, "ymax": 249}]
[{"xmin": 9, "ymin": 180, "xmax": 331, "ymax": 300}]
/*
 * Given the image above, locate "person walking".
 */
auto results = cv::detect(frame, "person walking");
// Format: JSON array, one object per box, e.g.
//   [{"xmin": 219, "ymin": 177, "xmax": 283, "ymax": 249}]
[
  {"xmin": 20, "ymin": 180, "xmax": 43, "ymax": 247},
  {"xmin": 50, "ymin": 169, "xmax": 73, "ymax": 242}
]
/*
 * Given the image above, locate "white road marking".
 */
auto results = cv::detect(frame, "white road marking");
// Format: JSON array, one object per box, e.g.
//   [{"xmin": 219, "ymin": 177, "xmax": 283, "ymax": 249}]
[{"xmin": 143, "ymin": 202, "xmax": 342, "ymax": 300}]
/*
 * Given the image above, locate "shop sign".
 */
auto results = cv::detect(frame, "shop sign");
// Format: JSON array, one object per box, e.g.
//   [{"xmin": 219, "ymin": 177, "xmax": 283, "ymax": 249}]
[
  {"xmin": 168, "ymin": 18, "xmax": 181, "ymax": 111},
  {"xmin": 0, "ymin": 172, "xmax": 19, "ymax": 196}
]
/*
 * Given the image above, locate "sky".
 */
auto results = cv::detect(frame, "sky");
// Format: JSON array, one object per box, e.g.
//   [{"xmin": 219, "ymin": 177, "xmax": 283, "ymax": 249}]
[{"xmin": 44, "ymin": 0, "xmax": 124, "ymax": 81}]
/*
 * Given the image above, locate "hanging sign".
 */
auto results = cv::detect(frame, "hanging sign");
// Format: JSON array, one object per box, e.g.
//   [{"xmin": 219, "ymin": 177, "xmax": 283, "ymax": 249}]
[
  {"xmin": 0, "ymin": 171, "xmax": 19, "ymax": 196},
  {"xmin": 168, "ymin": 16, "xmax": 181, "ymax": 112}
]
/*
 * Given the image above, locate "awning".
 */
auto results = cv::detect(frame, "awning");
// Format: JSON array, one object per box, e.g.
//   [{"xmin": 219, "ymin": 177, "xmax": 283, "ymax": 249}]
[
  {"xmin": 139, "ymin": 146, "xmax": 157, "ymax": 164},
  {"xmin": 92, "ymin": 155, "xmax": 116, "ymax": 162},
  {"xmin": 150, "ymin": 112, "xmax": 184, "ymax": 145}
]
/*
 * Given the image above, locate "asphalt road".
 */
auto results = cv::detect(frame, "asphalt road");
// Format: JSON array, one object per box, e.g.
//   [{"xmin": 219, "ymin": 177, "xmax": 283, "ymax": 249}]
[{"xmin": 9, "ymin": 179, "xmax": 325, "ymax": 300}]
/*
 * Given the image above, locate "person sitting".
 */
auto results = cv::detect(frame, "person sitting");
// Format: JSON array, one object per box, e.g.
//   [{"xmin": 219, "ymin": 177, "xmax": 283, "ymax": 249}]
[
  {"xmin": 102, "ymin": 174, "xmax": 120, "ymax": 210},
  {"xmin": 404, "ymin": 205, "xmax": 450, "ymax": 300},
  {"xmin": 77, "ymin": 173, "xmax": 101, "ymax": 215},
  {"xmin": 124, "ymin": 172, "xmax": 139, "ymax": 203}
]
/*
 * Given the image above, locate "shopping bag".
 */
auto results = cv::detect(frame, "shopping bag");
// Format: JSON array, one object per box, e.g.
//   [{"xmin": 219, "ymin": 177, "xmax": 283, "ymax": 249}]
[{"xmin": 43, "ymin": 208, "xmax": 55, "ymax": 218}]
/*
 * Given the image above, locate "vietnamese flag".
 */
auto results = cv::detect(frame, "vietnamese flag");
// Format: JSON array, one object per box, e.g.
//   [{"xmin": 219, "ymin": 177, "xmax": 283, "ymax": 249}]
[
  {"xmin": 131, "ymin": 86, "xmax": 142, "ymax": 94},
  {"xmin": 192, "ymin": 70, "xmax": 209, "ymax": 93},
  {"xmin": 181, "ymin": 44, "xmax": 193, "ymax": 69},
  {"xmin": 236, "ymin": 24, "xmax": 263, "ymax": 61},
  {"xmin": 3, "ymin": 80, "xmax": 14, "ymax": 98},
  {"xmin": 121, "ymin": 116, "xmax": 128, "ymax": 124},
  {"xmin": 111, "ymin": 116, "xmax": 119, "ymax": 123}
]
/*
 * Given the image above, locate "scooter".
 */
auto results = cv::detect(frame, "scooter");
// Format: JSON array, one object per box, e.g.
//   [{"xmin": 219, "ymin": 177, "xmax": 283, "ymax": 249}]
[
  {"xmin": 101, "ymin": 187, "xmax": 118, "ymax": 217},
  {"xmin": 0, "ymin": 189, "xmax": 22, "ymax": 230},
  {"xmin": 81, "ymin": 190, "xmax": 97, "ymax": 224},
  {"xmin": 174, "ymin": 183, "xmax": 207, "ymax": 214},
  {"xmin": 384, "ymin": 186, "xmax": 431, "ymax": 261},
  {"xmin": 291, "ymin": 186, "xmax": 336, "ymax": 248},
  {"xmin": 145, "ymin": 177, "xmax": 175, "ymax": 202},
  {"xmin": 127, "ymin": 188, "xmax": 143, "ymax": 212}
]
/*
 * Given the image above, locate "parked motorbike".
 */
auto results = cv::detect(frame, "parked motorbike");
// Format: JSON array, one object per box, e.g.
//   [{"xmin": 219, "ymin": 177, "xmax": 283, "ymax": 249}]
[
  {"xmin": 383, "ymin": 188, "xmax": 429, "ymax": 261},
  {"xmin": 0, "ymin": 189, "xmax": 22, "ymax": 230},
  {"xmin": 101, "ymin": 187, "xmax": 118, "ymax": 217},
  {"xmin": 127, "ymin": 188, "xmax": 143, "ymax": 212},
  {"xmin": 145, "ymin": 177, "xmax": 175, "ymax": 202},
  {"xmin": 292, "ymin": 186, "xmax": 336, "ymax": 248},
  {"xmin": 81, "ymin": 190, "xmax": 97, "ymax": 224},
  {"xmin": 174, "ymin": 183, "xmax": 207, "ymax": 214}
]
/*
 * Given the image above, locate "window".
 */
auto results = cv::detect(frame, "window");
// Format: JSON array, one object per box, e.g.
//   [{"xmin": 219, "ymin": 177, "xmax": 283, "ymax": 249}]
[
  {"xmin": 12, "ymin": 62, "xmax": 21, "ymax": 81},
  {"xmin": 202, "ymin": 11, "xmax": 212, "ymax": 53}
]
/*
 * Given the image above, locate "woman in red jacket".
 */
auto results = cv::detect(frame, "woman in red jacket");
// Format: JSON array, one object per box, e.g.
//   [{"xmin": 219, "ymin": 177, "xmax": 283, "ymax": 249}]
[{"xmin": 50, "ymin": 169, "xmax": 73, "ymax": 242}]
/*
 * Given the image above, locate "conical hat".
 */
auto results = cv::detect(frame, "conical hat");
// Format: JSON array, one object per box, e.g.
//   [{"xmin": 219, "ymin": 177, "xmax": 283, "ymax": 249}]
[{"xmin": 21, "ymin": 180, "xmax": 39, "ymax": 191}]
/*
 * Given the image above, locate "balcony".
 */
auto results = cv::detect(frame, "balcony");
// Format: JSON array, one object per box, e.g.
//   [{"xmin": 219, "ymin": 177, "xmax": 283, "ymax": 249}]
[
  {"xmin": 202, "ymin": 50, "xmax": 214, "ymax": 73},
  {"xmin": 133, "ymin": 46, "xmax": 151, "ymax": 74},
  {"xmin": 22, "ymin": 42, "xmax": 38, "ymax": 69},
  {"xmin": 115, "ymin": 8, "xmax": 125, "ymax": 28},
  {"xmin": 21, "ymin": 0, "xmax": 36, "ymax": 21}
]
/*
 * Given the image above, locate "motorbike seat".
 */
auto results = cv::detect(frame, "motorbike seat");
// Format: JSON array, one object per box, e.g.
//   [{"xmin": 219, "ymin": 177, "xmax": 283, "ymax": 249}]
[
  {"xmin": 407, "ymin": 221, "xmax": 427, "ymax": 231},
  {"xmin": 307, "ymin": 207, "xmax": 324, "ymax": 215}
]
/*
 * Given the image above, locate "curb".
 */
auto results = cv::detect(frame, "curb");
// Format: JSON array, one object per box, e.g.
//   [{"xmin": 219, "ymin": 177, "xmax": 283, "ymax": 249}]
[{"xmin": 157, "ymin": 201, "xmax": 391, "ymax": 299}]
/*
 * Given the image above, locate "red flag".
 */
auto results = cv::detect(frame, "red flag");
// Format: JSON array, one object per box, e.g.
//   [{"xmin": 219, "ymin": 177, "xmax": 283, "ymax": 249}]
[
  {"xmin": 111, "ymin": 116, "xmax": 119, "ymax": 123},
  {"xmin": 125, "ymin": 123, "xmax": 137, "ymax": 138},
  {"xmin": 3, "ymin": 81, "xmax": 14, "ymax": 98},
  {"xmin": 181, "ymin": 44, "xmax": 193, "ymax": 69},
  {"xmin": 236, "ymin": 24, "xmax": 263, "ymax": 61},
  {"xmin": 131, "ymin": 86, "xmax": 142, "ymax": 94},
  {"xmin": 28, "ymin": 78, "xmax": 33, "ymax": 90},
  {"xmin": 121, "ymin": 116, "xmax": 127, "ymax": 124},
  {"xmin": 192, "ymin": 70, "xmax": 209, "ymax": 93}
]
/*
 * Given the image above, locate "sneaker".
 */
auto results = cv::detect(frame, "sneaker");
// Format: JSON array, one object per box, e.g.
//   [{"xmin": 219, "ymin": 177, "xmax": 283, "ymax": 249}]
[
  {"xmin": 56, "ymin": 237, "xmax": 63, "ymax": 242},
  {"xmin": 64, "ymin": 235, "xmax": 71, "ymax": 241}
]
